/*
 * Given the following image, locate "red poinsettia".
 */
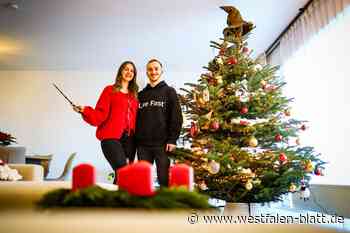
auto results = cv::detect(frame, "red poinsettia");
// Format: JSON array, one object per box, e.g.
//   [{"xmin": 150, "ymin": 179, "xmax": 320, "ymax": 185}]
[{"xmin": 0, "ymin": 131, "xmax": 16, "ymax": 146}]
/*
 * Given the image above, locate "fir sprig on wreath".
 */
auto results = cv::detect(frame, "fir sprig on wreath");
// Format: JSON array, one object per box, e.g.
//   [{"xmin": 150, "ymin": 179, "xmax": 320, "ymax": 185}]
[{"xmin": 36, "ymin": 186, "xmax": 213, "ymax": 209}]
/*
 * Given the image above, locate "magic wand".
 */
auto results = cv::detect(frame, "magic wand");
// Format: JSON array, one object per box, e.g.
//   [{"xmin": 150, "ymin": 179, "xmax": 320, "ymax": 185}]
[{"xmin": 52, "ymin": 83, "xmax": 76, "ymax": 107}]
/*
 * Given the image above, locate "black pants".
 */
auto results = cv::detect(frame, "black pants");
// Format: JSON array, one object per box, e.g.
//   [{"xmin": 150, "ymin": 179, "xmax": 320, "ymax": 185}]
[
  {"xmin": 101, "ymin": 133, "xmax": 136, "ymax": 183},
  {"xmin": 137, "ymin": 146, "xmax": 170, "ymax": 187}
]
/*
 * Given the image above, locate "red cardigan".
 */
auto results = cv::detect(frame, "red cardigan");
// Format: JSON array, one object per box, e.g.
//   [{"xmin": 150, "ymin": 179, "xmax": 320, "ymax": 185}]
[{"xmin": 82, "ymin": 85, "xmax": 139, "ymax": 141}]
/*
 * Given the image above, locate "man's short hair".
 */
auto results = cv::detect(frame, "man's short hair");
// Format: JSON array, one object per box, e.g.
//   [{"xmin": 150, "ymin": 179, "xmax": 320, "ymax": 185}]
[{"xmin": 147, "ymin": 59, "xmax": 163, "ymax": 68}]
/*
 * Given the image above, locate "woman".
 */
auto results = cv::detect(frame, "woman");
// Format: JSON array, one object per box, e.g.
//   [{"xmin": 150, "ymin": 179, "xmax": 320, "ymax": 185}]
[{"xmin": 73, "ymin": 61, "xmax": 139, "ymax": 183}]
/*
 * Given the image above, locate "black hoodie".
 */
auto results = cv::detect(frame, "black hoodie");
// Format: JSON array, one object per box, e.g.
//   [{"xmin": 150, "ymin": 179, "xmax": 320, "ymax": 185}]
[{"xmin": 136, "ymin": 81, "xmax": 183, "ymax": 147}]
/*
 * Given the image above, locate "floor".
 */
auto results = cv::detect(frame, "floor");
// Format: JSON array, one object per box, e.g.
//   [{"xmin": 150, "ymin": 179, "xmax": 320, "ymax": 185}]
[
  {"xmin": 0, "ymin": 208, "xmax": 344, "ymax": 233},
  {"xmin": 257, "ymin": 206, "xmax": 349, "ymax": 231},
  {"xmin": 209, "ymin": 198, "xmax": 350, "ymax": 232}
]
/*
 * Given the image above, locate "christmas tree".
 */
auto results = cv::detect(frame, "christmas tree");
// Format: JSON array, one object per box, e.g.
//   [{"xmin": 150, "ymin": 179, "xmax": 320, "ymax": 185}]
[{"xmin": 171, "ymin": 6, "xmax": 325, "ymax": 203}]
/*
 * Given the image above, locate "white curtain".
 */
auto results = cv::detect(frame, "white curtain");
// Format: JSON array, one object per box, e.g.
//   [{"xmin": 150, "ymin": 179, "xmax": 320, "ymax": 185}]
[
  {"xmin": 280, "ymin": 0, "xmax": 350, "ymax": 61},
  {"xmin": 281, "ymin": 5, "xmax": 350, "ymax": 185}
]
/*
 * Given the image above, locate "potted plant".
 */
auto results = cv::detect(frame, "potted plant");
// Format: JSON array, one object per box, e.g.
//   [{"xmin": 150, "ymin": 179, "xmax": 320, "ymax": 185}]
[{"xmin": 0, "ymin": 131, "xmax": 16, "ymax": 146}]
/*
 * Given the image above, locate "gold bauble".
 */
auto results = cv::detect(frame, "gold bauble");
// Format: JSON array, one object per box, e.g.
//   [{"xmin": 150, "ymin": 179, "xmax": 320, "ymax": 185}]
[
  {"xmin": 248, "ymin": 136, "xmax": 258, "ymax": 147},
  {"xmin": 260, "ymin": 80, "xmax": 267, "ymax": 87},
  {"xmin": 245, "ymin": 181, "xmax": 253, "ymax": 190},
  {"xmin": 208, "ymin": 160, "xmax": 220, "ymax": 174},
  {"xmin": 203, "ymin": 88, "xmax": 210, "ymax": 102},
  {"xmin": 255, "ymin": 64, "xmax": 263, "ymax": 71},
  {"xmin": 289, "ymin": 183, "xmax": 297, "ymax": 192},
  {"xmin": 198, "ymin": 181, "xmax": 208, "ymax": 190},
  {"xmin": 197, "ymin": 138, "xmax": 209, "ymax": 145},
  {"xmin": 197, "ymin": 97, "xmax": 206, "ymax": 106},
  {"xmin": 216, "ymin": 76, "xmax": 223, "ymax": 84},
  {"xmin": 216, "ymin": 57, "xmax": 224, "ymax": 65},
  {"xmin": 201, "ymin": 122, "xmax": 210, "ymax": 130},
  {"xmin": 191, "ymin": 147, "xmax": 204, "ymax": 156},
  {"xmin": 191, "ymin": 147, "xmax": 201, "ymax": 152},
  {"xmin": 241, "ymin": 168, "xmax": 252, "ymax": 175},
  {"xmin": 304, "ymin": 160, "xmax": 314, "ymax": 173},
  {"xmin": 194, "ymin": 150, "xmax": 204, "ymax": 156}
]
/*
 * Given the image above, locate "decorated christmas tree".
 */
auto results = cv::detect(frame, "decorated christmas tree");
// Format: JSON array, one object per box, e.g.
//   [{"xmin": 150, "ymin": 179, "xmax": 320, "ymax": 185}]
[{"xmin": 171, "ymin": 6, "xmax": 325, "ymax": 203}]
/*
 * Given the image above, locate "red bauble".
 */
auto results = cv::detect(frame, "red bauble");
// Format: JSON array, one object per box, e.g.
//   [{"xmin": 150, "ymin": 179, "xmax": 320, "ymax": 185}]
[
  {"xmin": 242, "ymin": 47, "xmax": 249, "ymax": 53},
  {"xmin": 211, "ymin": 120, "xmax": 220, "ymax": 130},
  {"xmin": 263, "ymin": 84, "xmax": 276, "ymax": 92},
  {"xmin": 240, "ymin": 106, "xmax": 248, "ymax": 114},
  {"xmin": 275, "ymin": 134, "xmax": 283, "ymax": 142},
  {"xmin": 190, "ymin": 122, "xmax": 199, "ymax": 137},
  {"xmin": 227, "ymin": 57, "xmax": 238, "ymax": 65},
  {"xmin": 0, "ymin": 159, "xmax": 4, "ymax": 166},
  {"xmin": 219, "ymin": 48, "xmax": 225, "ymax": 56},
  {"xmin": 314, "ymin": 167, "xmax": 324, "ymax": 176},
  {"xmin": 279, "ymin": 153, "xmax": 287, "ymax": 162},
  {"xmin": 284, "ymin": 110, "xmax": 291, "ymax": 117},
  {"xmin": 301, "ymin": 124, "xmax": 306, "ymax": 131},
  {"xmin": 208, "ymin": 77, "xmax": 217, "ymax": 86},
  {"xmin": 240, "ymin": 120, "xmax": 249, "ymax": 126}
]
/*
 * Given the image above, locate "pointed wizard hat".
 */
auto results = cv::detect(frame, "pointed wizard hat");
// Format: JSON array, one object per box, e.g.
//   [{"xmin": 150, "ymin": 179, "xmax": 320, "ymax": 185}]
[{"xmin": 220, "ymin": 6, "xmax": 254, "ymax": 36}]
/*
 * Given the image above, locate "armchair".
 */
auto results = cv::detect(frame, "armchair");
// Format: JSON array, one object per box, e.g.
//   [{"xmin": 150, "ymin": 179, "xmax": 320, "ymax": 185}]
[{"xmin": 8, "ymin": 164, "xmax": 44, "ymax": 181}]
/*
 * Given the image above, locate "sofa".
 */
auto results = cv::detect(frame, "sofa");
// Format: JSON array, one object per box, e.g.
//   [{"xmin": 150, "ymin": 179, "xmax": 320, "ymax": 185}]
[{"xmin": 8, "ymin": 163, "xmax": 44, "ymax": 181}]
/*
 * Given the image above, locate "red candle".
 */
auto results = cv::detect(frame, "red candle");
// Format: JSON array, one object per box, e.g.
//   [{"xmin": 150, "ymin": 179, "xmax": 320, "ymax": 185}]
[
  {"xmin": 117, "ymin": 161, "xmax": 155, "ymax": 196},
  {"xmin": 72, "ymin": 163, "xmax": 96, "ymax": 191},
  {"xmin": 169, "ymin": 164, "xmax": 194, "ymax": 191}
]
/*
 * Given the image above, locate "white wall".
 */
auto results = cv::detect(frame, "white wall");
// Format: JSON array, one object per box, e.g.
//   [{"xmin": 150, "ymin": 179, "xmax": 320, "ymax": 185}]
[
  {"xmin": 281, "ymin": 12, "xmax": 350, "ymax": 185},
  {"xmin": 283, "ymin": 59, "xmax": 350, "ymax": 185},
  {"xmin": 0, "ymin": 69, "xmax": 197, "ymax": 182}
]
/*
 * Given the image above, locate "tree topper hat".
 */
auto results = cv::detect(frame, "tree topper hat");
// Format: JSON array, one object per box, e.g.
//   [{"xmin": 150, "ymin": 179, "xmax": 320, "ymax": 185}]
[{"xmin": 220, "ymin": 6, "xmax": 254, "ymax": 36}]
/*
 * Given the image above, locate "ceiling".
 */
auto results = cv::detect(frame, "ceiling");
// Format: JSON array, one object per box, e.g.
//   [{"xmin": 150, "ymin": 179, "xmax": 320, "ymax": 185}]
[{"xmin": 0, "ymin": 0, "xmax": 309, "ymax": 72}]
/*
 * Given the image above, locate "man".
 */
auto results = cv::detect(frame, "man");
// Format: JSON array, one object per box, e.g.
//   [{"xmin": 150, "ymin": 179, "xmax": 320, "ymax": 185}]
[{"xmin": 136, "ymin": 59, "xmax": 183, "ymax": 187}]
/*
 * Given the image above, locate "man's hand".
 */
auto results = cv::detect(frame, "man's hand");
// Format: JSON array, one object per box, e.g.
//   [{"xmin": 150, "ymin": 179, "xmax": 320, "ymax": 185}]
[
  {"xmin": 165, "ymin": 144, "xmax": 176, "ymax": 152},
  {"xmin": 73, "ymin": 105, "xmax": 84, "ymax": 114}
]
